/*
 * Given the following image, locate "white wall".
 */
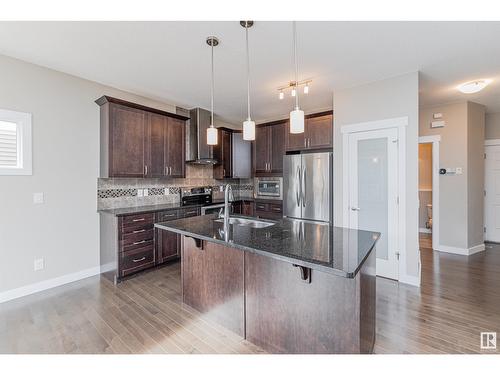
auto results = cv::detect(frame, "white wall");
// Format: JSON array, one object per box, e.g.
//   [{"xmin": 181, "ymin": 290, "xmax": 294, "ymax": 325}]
[
  {"xmin": 333, "ymin": 72, "xmax": 420, "ymax": 284},
  {"xmin": 0, "ymin": 54, "xmax": 178, "ymax": 296}
]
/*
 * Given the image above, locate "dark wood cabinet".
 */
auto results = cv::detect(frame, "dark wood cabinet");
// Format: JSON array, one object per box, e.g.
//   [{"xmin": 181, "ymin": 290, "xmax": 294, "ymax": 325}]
[
  {"xmin": 97, "ymin": 96, "xmax": 188, "ymax": 178},
  {"xmin": 254, "ymin": 199, "xmax": 283, "ymax": 220},
  {"xmin": 285, "ymin": 111, "xmax": 333, "ymax": 152},
  {"xmin": 253, "ymin": 121, "xmax": 285, "ymax": 177},
  {"xmin": 213, "ymin": 128, "xmax": 232, "ymax": 179},
  {"xmin": 241, "ymin": 200, "xmax": 254, "ymax": 216},
  {"xmin": 155, "ymin": 210, "xmax": 181, "ymax": 264}
]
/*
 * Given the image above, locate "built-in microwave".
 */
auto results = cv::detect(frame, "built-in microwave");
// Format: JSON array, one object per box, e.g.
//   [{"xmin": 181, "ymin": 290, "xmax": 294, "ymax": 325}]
[{"xmin": 255, "ymin": 178, "xmax": 282, "ymax": 198}]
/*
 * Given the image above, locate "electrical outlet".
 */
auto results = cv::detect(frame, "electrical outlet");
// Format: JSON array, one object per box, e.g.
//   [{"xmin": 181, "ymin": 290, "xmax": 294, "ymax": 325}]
[
  {"xmin": 34, "ymin": 258, "xmax": 44, "ymax": 271},
  {"xmin": 137, "ymin": 189, "xmax": 143, "ymax": 197},
  {"xmin": 456, "ymin": 167, "xmax": 463, "ymax": 175},
  {"xmin": 143, "ymin": 189, "xmax": 149, "ymax": 197},
  {"xmin": 33, "ymin": 192, "xmax": 44, "ymax": 204}
]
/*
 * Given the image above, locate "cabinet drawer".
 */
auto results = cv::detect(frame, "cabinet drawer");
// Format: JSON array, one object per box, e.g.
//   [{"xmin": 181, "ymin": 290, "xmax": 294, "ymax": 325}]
[
  {"xmin": 120, "ymin": 246, "xmax": 155, "ymax": 277},
  {"xmin": 157, "ymin": 209, "xmax": 179, "ymax": 222},
  {"xmin": 255, "ymin": 202, "xmax": 268, "ymax": 211},
  {"xmin": 121, "ymin": 213, "xmax": 155, "ymax": 225},
  {"xmin": 122, "ymin": 228, "xmax": 154, "ymax": 247},
  {"xmin": 182, "ymin": 208, "xmax": 200, "ymax": 218},
  {"xmin": 269, "ymin": 203, "xmax": 282, "ymax": 213}
]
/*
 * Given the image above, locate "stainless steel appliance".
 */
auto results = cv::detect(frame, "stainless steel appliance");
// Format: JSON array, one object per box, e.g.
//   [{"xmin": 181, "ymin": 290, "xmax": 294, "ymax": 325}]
[
  {"xmin": 255, "ymin": 179, "xmax": 282, "ymax": 198},
  {"xmin": 201, "ymin": 203, "xmax": 225, "ymax": 215},
  {"xmin": 181, "ymin": 186, "xmax": 212, "ymax": 206},
  {"xmin": 283, "ymin": 152, "xmax": 332, "ymax": 223},
  {"xmin": 186, "ymin": 108, "xmax": 218, "ymax": 165}
]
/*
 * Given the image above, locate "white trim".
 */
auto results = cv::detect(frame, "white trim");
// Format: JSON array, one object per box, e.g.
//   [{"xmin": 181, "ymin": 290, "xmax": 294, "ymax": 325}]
[
  {"xmin": 419, "ymin": 227, "xmax": 432, "ymax": 234},
  {"xmin": 0, "ymin": 108, "xmax": 32, "ymax": 176},
  {"xmin": 342, "ymin": 116, "xmax": 409, "ymax": 284},
  {"xmin": 485, "ymin": 139, "xmax": 500, "ymax": 146},
  {"xmin": 399, "ymin": 273, "xmax": 421, "ymax": 287},
  {"xmin": 100, "ymin": 262, "xmax": 115, "ymax": 273},
  {"xmin": 419, "ymin": 136, "xmax": 440, "ymax": 253},
  {"xmin": 436, "ymin": 243, "xmax": 485, "ymax": 256},
  {"xmin": 340, "ymin": 116, "xmax": 408, "ymax": 134},
  {"xmin": 0, "ymin": 266, "xmax": 101, "ymax": 304}
]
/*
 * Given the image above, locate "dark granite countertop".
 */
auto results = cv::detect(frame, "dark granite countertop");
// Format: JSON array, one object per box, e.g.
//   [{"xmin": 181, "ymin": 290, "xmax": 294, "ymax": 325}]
[
  {"xmin": 98, "ymin": 198, "xmax": 258, "ymax": 216},
  {"xmin": 155, "ymin": 214, "xmax": 379, "ymax": 278}
]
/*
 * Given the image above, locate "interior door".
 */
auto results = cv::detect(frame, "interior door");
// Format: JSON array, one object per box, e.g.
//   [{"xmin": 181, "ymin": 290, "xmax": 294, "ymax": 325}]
[
  {"xmin": 347, "ymin": 128, "xmax": 399, "ymax": 280},
  {"xmin": 485, "ymin": 144, "xmax": 500, "ymax": 242}
]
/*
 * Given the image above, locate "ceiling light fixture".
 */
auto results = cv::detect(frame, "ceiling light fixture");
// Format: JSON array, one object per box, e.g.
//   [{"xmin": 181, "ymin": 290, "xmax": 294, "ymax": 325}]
[
  {"xmin": 303, "ymin": 83, "xmax": 309, "ymax": 94},
  {"xmin": 289, "ymin": 21, "xmax": 304, "ymax": 134},
  {"xmin": 457, "ymin": 79, "xmax": 492, "ymax": 94},
  {"xmin": 206, "ymin": 36, "xmax": 219, "ymax": 146},
  {"xmin": 279, "ymin": 90, "xmax": 284, "ymax": 100},
  {"xmin": 241, "ymin": 21, "xmax": 255, "ymax": 141},
  {"xmin": 277, "ymin": 79, "xmax": 312, "ymax": 98},
  {"xmin": 291, "ymin": 87, "xmax": 296, "ymax": 97}
]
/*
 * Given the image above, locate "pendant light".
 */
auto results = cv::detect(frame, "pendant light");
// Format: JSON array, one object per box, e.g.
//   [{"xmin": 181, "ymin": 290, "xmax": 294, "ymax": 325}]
[
  {"xmin": 289, "ymin": 21, "xmax": 304, "ymax": 134},
  {"xmin": 241, "ymin": 21, "xmax": 255, "ymax": 141},
  {"xmin": 206, "ymin": 36, "xmax": 219, "ymax": 145}
]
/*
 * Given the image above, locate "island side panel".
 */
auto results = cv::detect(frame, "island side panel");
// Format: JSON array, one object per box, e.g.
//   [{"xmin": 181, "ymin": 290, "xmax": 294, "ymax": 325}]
[
  {"xmin": 181, "ymin": 236, "xmax": 245, "ymax": 337},
  {"xmin": 358, "ymin": 246, "xmax": 376, "ymax": 354},
  {"xmin": 245, "ymin": 251, "xmax": 363, "ymax": 354}
]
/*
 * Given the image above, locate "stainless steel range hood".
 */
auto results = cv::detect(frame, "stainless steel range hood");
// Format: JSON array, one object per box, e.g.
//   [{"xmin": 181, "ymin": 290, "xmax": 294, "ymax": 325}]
[{"xmin": 185, "ymin": 108, "xmax": 218, "ymax": 165}]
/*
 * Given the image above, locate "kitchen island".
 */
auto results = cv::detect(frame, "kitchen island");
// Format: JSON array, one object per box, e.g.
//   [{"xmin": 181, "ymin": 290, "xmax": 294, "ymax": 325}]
[{"xmin": 155, "ymin": 214, "xmax": 379, "ymax": 354}]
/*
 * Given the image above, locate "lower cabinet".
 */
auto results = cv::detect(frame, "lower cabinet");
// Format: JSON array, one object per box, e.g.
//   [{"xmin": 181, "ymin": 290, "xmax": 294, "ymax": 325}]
[
  {"xmin": 182, "ymin": 237, "xmax": 245, "ymax": 337},
  {"xmin": 254, "ymin": 199, "xmax": 282, "ymax": 220},
  {"xmin": 241, "ymin": 200, "xmax": 254, "ymax": 216}
]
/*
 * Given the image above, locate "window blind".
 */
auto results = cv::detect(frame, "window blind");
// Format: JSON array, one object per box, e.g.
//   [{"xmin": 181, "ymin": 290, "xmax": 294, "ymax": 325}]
[{"xmin": 0, "ymin": 121, "xmax": 17, "ymax": 167}]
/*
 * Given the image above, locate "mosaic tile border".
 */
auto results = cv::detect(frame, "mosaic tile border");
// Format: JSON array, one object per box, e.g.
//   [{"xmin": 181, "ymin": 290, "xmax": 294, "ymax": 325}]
[{"xmin": 98, "ymin": 185, "xmax": 250, "ymax": 200}]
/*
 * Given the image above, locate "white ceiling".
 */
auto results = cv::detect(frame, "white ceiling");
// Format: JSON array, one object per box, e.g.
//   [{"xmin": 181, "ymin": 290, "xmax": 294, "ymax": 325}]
[{"xmin": 1, "ymin": 21, "xmax": 500, "ymax": 124}]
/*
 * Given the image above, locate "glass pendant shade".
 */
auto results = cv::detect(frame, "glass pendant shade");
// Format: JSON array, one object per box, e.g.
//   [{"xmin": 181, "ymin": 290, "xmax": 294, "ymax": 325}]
[
  {"xmin": 289, "ymin": 108, "xmax": 304, "ymax": 134},
  {"xmin": 243, "ymin": 119, "xmax": 256, "ymax": 141},
  {"xmin": 207, "ymin": 126, "xmax": 218, "ymax": 145}
]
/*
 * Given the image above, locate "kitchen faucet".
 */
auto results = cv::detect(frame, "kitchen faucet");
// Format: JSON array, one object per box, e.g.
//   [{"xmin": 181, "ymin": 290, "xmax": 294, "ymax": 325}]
[{"xmin": 219, "ymin": 184, "xmax": 234, "ymax": 227}]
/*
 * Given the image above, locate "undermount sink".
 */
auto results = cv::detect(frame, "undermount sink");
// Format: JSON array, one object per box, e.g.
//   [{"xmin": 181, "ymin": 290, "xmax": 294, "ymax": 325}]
[{"xmin": 214, "ymin": 217, "xmax": 275, "ymax": 229}]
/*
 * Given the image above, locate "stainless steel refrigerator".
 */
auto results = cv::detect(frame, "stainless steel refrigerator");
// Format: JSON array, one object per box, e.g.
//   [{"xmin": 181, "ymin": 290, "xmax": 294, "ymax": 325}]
[{"xmin": 283, "ymin": 152, "xmax": 332, "ymax": 223}]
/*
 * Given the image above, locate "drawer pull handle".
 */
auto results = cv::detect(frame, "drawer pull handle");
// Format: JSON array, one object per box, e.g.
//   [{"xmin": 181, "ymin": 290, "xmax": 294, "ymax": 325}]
[
  {"xmin": 132, "ymin": 229, "xmax": 146, "ymax": 234},
  {"xmin": 185, "ymin": 211, "xmax": 196, "ymax": 215},
  {"xmin": 132, "ymin": 257, "xmax": 146, "ymax": 263},
  {"xmin": 132, "ymin": 218, "xmax": 145, "ymax": 222},
  {"xmin": 133, "ymin": 240, "xmax": 147, "ymax": 245},
  {"xmin": 163, "ymin": 214, "xmax": 175, "ymax": 217}
]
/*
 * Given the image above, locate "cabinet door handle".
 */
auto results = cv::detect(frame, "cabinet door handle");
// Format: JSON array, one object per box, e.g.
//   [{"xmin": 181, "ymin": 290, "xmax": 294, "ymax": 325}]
[
  {"xmin": 132, "ymin": 229, "xmax": 146, "ymax": 234},
  {"xmin": 132, "ymin": 218, "xmax": 145, "ymax": 222},
  {"xmin": 132, "ymin": 256, "xmax": 146, "ymax": 263},
  {"xmin": 169, "ymin": 166, "xmax": 172, "ymax": 175},
  {"xmin": 165, "ymin": 166, "xmax": 168, "ymax": 175},
  {"xmin": 304, "ymin": 138, "xmax": 307, "ymax": 148},
  {"xmin": 163, "ymin": 213, "xmax": 175, "ymax": 218},
  {"xmin": 145, "ymin": 165, "xmax": 148, "ymax": 175},
  {"xmin": 133, "ymin": 240, "xmax": 147, "ymax": 245}
]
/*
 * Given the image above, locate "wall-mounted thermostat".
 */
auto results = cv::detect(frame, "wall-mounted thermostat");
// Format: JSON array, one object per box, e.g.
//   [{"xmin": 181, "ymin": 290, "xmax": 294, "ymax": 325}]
[
  {"xmin": 431, "ymin": 120, "xmax": 445, "ymax": 128},
  {"xmin": 433, "ymin": 113, "xmax": 443, "ymax": 119}
]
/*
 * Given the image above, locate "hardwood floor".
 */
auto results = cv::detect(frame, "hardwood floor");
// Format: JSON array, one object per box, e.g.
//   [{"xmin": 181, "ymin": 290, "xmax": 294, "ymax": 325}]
[{"xmin": 1, "ymin": 239, "xmax": 499, "ymax": 354}]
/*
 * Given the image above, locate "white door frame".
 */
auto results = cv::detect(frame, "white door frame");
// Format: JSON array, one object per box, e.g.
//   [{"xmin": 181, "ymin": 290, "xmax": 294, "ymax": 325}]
[
  {"xmin": 419, "ymin": 135, "xmax": 441, "ymax": 251},
  {"xmin": 341, "ymin": 117, "xmax": 407, "ymax": 282},
  {"xmin": 484, "ymin": 139, "xmax": 500, "ymax": 242}
]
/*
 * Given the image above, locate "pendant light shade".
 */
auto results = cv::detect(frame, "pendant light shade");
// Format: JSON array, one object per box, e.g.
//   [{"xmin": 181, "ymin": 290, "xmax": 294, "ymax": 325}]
[
  {"xmin": 290, "ymin": 108, "xmax": 305, "ymax": 134},
  {"xmin": 241, "ymin": 21, "xmax": 255, "ymax": 141},
  {"xmin": 206, "ymin": 36, "xmax": 218, "ymax": 146},
  {"xmin": 289, "ymin": 21, "xmax": 304, "ymax": 134},
  {"xmin": 243, "ymin": 119, "xmax": 256, "ymax": 140}
]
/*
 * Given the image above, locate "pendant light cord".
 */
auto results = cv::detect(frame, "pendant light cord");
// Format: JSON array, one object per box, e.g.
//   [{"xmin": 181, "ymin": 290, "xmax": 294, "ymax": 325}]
[
  {"xmin": 246, "ymin": 25, "xmax": 251, "ymax": 121},
  {"xmin": 293, "ymin": 21, "xmax": 299, "ymax": 110},
  {"xmin": 210, "ymin": 39, "xmax": 214, "ymax": 127}
]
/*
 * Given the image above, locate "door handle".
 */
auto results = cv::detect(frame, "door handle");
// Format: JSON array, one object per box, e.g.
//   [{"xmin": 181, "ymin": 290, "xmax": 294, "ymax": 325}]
[
  {"xmin": 296, "ymin": 166, "xmax": 301, "ymax": 206},
  {"xmin": 144, "ymin": 165, "xmax": 148, "ymax": 175},
  {"xmin": 302, "ymin": 167, "xmax": 306, "ymax": 207},
  {"xmin": 351, "ymin": 207, "xmax": 361, "ymax": 211},
  {"xmin": 169, "ymin": 166, "xmax": 172, "ymax": 175}
]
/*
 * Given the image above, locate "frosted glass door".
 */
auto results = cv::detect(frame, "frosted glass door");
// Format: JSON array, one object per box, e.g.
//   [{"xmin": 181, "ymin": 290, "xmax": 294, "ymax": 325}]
[{"xmin": 348, "ymin": 128, "xmax": 399, "ymax": 280}]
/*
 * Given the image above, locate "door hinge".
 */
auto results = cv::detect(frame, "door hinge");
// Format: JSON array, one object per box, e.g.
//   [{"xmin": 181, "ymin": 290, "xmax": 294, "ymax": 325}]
[
  {"xmin": 484, "ymin": 190, "xmax": 487, "ymax": 197},
  {"xmin": 397, "ymin": 196, "xmax": 400, "ymax": 205},
  {"xmin": 484, "ymin": 226, "xmax": 487, "ymax": 233},
  {"xmin": 396, "ymin": 251, "xmax": 400, "ymax": 261},
  {"xmin": 484, "ymin": 153, "xmax": 487, "ymax": 159},
  {"xmin": 392, "ymin": 138, "xmax": 398, "ymax": 143}
]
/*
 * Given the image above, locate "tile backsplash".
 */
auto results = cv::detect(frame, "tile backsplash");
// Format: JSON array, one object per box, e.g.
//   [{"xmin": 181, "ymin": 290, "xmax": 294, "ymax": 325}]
[{"xmin": 97, "ymin": 164, "xmax": 254, "ymax": 210}]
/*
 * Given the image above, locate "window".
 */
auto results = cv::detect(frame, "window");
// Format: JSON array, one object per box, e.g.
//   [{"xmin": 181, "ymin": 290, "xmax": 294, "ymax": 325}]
[{"xmin": 0, "ymin": 109, "xmax": 32, "ymax": 175}]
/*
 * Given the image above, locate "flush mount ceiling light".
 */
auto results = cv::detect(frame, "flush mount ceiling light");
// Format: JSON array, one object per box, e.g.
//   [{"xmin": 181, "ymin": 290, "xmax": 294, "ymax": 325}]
[
  {"xmin": 457, "ymin": 79, "xmax": 492, "ymax": 94},
  {"xmin": 206, "ymin": 36, "xmax": 219, "ymax": 146},
  {"xmin": 289, "ymin": 21, "xmax": 304, "ymax": 134},
  {"xmin": 241, "ymin": 20, "xmax": 255, "ymax": 141}
]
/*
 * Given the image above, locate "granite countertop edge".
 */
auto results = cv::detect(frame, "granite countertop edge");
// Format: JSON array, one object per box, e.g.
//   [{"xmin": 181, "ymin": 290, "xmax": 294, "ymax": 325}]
[{"xmin": 154, "ymin": 220, "xmax": 375, "ymax": 279}]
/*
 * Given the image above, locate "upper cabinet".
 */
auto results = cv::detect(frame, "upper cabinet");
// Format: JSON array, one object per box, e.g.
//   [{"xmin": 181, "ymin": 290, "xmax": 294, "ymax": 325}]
[
  {"xmin": 285, "ymin": 111, "xmax": 333, "ymax": 152},
  {"xmin": 213, "ymin": 128, "xmax": 251, "ymax": 179},
  {"xmin": 253, "ymin": 121, "xmax": 285, "ymax": 177},
  {"xmin": 96, "ymin": 96, "xmax": 188, "ymax": 178}
]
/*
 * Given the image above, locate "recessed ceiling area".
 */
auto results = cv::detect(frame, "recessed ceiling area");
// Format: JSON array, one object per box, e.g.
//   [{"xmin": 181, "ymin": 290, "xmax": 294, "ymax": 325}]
[{"xmin": 1, "ymin": 21, "xmax": 500, "ymax": 124}]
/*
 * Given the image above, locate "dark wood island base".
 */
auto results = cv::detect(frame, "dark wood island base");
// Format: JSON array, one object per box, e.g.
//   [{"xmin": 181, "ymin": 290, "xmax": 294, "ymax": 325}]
[{"xmin": 181, "ymin": 236, "xmax": 376, "ymax": 354}]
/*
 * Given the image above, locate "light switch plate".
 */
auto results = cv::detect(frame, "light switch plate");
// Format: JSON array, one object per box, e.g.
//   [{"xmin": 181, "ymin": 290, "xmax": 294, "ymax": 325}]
[
  {"xmin": 34, "ymin": 258, "xmax": 44, "ymax": 271},
  {"xmin": 33, "ymin": 192, "xmax": 44, "ymax": 204},
  {"xmin": 143, "ymin": 189, "xmax": 149, "ymax": 197},
  {"xmin": 456, "ymin": 167, "xmax": 463, "ymax": 175},
  {"xmin": 137, "ymin": 189, "xmax": 143, "ymax": 197}
]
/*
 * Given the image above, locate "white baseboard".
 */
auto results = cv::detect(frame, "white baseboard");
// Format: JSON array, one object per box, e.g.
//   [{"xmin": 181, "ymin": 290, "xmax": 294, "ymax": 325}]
[
  {"xmin": 0, "ymin": 265, "xmax": 102, "ymax": 304},
  {"xmin": 436, "ymin": 243, "xmax": 485, "ymax": 256},
  {"xmin": 100, "ymin": 262, "xmax": 115, "ymax": 273},
  {"xmin": 399, "ymin": 273, "xmax": 420, "ymax": 287},
  {"xmin": 419, "ymin": 227, "xmax": 432, "ymax": 234}
]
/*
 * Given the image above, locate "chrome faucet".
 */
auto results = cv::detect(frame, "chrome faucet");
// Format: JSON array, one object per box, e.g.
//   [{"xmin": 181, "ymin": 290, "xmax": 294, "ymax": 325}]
[{"xmin": 221, "ymin": 184, "xmax": 234, "ymax": 227}]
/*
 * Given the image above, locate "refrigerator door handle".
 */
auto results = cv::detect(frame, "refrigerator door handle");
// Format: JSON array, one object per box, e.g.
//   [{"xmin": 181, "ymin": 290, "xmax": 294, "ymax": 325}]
[
  {"xmin": 296, "ymin": 166, "xmax": 301, "ymax": 206},
  {"xmin": 302, "ymin": 166, "xmax": 306, "ymax": 207}
]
